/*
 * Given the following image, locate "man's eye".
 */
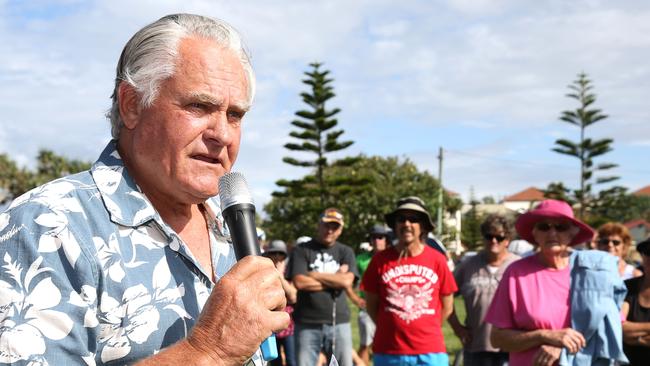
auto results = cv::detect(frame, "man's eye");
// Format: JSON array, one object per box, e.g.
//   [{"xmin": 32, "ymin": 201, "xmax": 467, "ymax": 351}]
[
  {"xmin": 228, "ymin": 110, "xmax": 244, "ymax": 121},
  {"xmin": 188, "ymin": 103, "xmax": 207, "ymax": 110}
]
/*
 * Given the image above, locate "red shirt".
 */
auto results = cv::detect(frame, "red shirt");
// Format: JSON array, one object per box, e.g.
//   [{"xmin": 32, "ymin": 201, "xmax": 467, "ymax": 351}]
[{"xmin": 361, "ymin": 245, "xmax": 457, "ymax": 354}]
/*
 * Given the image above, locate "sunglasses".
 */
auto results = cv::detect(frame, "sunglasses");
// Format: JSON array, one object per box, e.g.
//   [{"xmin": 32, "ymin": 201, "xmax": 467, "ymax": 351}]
[
  {"xmin": 597, "ymin": 238, "xmax": 622, "ymax": 246},
  {"xmin": 484, "ymin": 234, "xmax": 507, "ymax": 242},
  {"xmin": 396, "ymin": 215, "xmax": 421, "ymax": 224},
  {"xmin": 370, "ymin": 235, "xmax": 387, "ymax": 240},
  {"xmin": 534, "ymin": 222, "xmax": 572, "ymax": 233}
]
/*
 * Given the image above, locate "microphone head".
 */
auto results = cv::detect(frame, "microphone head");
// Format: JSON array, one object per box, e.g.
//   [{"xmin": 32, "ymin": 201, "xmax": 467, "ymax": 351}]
[{"xmin": 219, "ymin": 172, "xmax": 254, "ymax": 210}]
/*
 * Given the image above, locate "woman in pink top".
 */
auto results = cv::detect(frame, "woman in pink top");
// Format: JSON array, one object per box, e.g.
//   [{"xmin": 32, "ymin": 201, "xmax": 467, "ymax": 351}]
[{"xmin": 484, "ymin": 199, "xmax": 594, "ymax": 366}]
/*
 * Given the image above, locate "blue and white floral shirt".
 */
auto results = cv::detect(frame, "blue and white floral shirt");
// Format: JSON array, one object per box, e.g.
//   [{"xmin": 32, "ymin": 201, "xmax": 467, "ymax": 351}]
[{"xmin": 0, "ymin": 141, "xmax": 262, "ymax": 365}]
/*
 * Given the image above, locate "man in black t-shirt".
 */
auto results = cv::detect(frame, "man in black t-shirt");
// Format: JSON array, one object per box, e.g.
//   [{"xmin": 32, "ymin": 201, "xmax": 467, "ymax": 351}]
[{"xmin": 289, "ymin": 208, "xmax": 359, "ymax": 366}]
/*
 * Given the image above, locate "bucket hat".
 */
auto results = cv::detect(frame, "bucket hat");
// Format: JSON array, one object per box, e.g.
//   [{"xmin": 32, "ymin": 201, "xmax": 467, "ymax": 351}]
[
  {"xmin": 385, "ymin": 196, "xmax": 435, "ymax": 233},
  {"xmin": 264, "ymin": 240, "xmax": 288, "ymax": 256},
  {"xmin": 515, "ymin": 199, "xmax": 594, "ymax": 245},
  {"xmin": 369, "ymin": 224, "xmax": 391, "ymax": 237}
]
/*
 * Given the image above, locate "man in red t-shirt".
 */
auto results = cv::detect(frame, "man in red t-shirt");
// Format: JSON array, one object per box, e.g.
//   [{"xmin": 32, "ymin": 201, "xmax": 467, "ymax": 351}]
[{"xmin": 361, "ymin": 196, "xmax": 457, "ymax": 366}]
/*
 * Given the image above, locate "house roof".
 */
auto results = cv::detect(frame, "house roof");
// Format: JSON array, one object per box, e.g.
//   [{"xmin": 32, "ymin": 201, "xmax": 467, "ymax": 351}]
[
  {"xmin": 633, "ymin": 185, "xmax": 650, "ymax": 197},
  {"xmin": 445, "ymin": 189, "xmax": 459, "ymax": 197},
  {"xmin": 503, "ymin": 187, "xmax": 545, "ymax": 202},
  {"xmin": 624, "ymin": 219, "xmax": 650, "ymax": 229}
]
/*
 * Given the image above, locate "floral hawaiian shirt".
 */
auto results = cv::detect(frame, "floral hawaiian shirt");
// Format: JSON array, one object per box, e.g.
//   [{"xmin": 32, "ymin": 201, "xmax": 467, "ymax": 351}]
[{"xmin": 0, "ymin": 141, "xmax": 263, "ymax": 365}]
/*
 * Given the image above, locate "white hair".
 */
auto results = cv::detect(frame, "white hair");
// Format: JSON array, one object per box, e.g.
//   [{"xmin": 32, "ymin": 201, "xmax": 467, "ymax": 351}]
[{"xmin": 106, "ymin": 13, "xmax": 256, "ymax": 139}]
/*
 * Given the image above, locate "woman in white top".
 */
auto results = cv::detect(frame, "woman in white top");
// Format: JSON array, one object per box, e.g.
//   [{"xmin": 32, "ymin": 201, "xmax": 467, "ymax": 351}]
[{"xmin": 596, "ymin": 222, "xmax": 642, "ymax": 280}]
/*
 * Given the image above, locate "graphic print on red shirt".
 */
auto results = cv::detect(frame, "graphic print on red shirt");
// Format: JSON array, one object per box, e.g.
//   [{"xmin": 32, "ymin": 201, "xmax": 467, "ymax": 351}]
[{"xmin": 383, "ymin": 264, "xmax": 438, "ymax": 323}]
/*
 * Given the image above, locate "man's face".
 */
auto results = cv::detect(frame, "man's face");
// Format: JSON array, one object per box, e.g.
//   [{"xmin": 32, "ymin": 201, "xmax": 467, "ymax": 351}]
[
  {"xmin": 394, "ymin": 209, "xmax": 423, "ymax": 246},
  {"xmin": 482, "ymin": 227, "xmax": 509, "ymax": 256},
  {"xmin": 318, "ymin": 221, "xmax": 343, "ymax": 247},
  {"xmin": 369, "ymin": 234, "xmax": 388, "ymax": 251},
  {"xmin": 120, "ymin": 36, "xmax": 249, "ymax": 204}
]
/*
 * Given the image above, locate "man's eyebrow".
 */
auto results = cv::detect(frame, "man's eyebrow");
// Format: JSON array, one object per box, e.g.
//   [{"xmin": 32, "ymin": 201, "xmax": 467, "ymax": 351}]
[
  {"xmin": 189, "ymin": 92, "xmax": 222, "ymax": 105},
  {"xmin": 189, "ymin": 92, "xmax": 251, "ymax": 112}
]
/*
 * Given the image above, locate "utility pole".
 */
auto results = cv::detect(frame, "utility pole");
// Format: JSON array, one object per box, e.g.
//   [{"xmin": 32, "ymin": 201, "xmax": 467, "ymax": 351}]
[{"xmin": 436, "ymin": 147, "xmax": 443, "ymax": 237}]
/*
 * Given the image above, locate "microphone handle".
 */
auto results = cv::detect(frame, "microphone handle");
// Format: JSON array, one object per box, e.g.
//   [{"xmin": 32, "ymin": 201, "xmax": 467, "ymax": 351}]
[
  {"xmin": 222, "ymin": 203, "xmax": 278, "ymax": 361},
  {"xmin": 223, "ymin": 203, "xmax": 261, "ymax": 259}
]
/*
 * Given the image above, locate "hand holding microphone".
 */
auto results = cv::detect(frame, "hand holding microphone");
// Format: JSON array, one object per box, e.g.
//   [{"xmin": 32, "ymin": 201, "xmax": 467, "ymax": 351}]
[
  {"xmin": 219, "ymin": 172, "xmax": 281, "ymax": 361},
  {"xmin": 185, "ymin": 172, "xmax": 286, "ymax": 365}
]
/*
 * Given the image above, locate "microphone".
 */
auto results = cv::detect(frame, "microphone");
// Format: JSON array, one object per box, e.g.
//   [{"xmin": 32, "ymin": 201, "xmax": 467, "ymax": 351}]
[{"xmin": 218, "ymin": 172, "xmax": 278, "ymax": 361}]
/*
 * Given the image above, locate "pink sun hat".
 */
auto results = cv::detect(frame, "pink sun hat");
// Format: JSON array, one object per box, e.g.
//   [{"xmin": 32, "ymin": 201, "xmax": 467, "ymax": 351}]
[{"xmin": 515, "ymin": 199, "xmax": 594, "ymax": 246}]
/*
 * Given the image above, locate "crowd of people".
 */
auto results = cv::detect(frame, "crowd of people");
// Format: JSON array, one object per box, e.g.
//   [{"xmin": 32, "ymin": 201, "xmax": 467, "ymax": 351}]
[
  {"xmin": 260, "ymin": 198, "xmax": 650, "ymax": 366},
  {"xmin": 1, "ymin": 11, "xmax": 649, "ymax": 366}
]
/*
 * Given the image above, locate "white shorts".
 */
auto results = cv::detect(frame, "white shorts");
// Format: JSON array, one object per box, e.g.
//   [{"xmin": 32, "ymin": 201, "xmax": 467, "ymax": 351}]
[{"xmin": 357, "ymin": 309, "xmax": 376, "ymax": 347}]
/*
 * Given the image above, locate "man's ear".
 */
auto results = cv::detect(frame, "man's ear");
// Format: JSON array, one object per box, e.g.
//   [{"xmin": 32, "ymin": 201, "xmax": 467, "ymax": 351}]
[{"xmin": 117, "ymin": 82, "xmax": 141, "ymax": 129}]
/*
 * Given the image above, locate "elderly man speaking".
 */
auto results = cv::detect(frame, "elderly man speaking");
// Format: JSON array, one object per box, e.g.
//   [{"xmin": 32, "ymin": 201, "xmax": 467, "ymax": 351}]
[{"xmin": 0, "ymin": 14, "xmax": 287, "ymax": 366}]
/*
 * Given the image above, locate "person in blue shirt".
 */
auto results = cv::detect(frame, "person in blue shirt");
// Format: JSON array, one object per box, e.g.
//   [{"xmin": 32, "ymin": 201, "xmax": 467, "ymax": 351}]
[{"xmin": 0, "ymin": 14, "xmax": 287, "ymax": 366}]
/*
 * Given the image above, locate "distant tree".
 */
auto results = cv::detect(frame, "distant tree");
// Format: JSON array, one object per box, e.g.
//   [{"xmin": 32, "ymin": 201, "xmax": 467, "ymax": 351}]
[
  {"xmin": 552, "ymin": 72, "xmax": 618, "ymax": 219},
  {"xmin": 275, "ymin": 62, "xmax": 362, "ymax": 208},
  {"xmin": 481, "ymin": 196, "xmax": 496, "ymax": 204},
  {"xmin": 264, "ymin": 155, "xmax": 459, "ymax": 248},
  {"xmin": 543, "ymin": 182, "xmax": 575, "ymax": 205},
  {"xmin": 588, "ymin": 187, "xmax": 650, "ymax": 227},
  {"xmin": 0, "ymin": 150, "xmax": 91, "ymax": 205},
  {"xmin": 461, "ymin": 188, "xmax": 484, "ymax": 250}
]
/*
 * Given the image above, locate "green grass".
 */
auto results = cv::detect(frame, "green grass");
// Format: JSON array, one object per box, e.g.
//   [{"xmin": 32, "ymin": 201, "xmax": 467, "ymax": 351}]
[{"xmin": 348, "ymin": 297, "xmax": 466, "ymax": 366}]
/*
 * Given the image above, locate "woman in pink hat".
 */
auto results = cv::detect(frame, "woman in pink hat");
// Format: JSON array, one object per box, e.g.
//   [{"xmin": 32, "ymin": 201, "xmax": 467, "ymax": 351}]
[{"xmin": 483, "ymin": 199, "xmax": 594, "ymax": 365}]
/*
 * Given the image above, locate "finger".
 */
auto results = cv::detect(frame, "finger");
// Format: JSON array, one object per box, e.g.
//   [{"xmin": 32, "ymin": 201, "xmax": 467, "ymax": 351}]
[
  {"xmin": 567, "ymin": 331, "xmax": 585, "ymax": 350},
  {"xmin": 245, "ymin": 267, "xmax": 286, "ymax": 310},
  {"xmin": 267, "ymin": 310, "xmax": 291, "ymax": 333},
  {"xmin": 262, "ymin": 282, "xmax": 287, "ymax": 311},
  {"xmin": 567, "ymin": 328, "xmax": 586, "ymax": 345},
  {"xmin": 566, "ymin": 342, "xmax": 577, "ymax": 354},
  {"xmin": 227, "ymin": 256, "xmax": 275, "ymax": 280}
]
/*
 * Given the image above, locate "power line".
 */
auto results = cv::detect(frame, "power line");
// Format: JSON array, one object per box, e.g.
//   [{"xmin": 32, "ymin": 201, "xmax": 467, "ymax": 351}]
[{"xmin": 444, "ymin": 148, "xmax": 650, "ymax": 175}]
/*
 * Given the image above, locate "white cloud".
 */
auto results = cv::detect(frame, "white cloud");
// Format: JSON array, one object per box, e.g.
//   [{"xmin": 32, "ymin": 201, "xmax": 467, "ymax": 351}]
[{"xmin": 0, "ymin": 0, "xmax": 648, "ymax": 210}]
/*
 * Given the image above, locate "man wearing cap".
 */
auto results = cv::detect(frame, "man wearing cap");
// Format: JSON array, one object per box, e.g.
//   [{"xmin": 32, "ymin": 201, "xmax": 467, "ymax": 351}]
[
  {"xmin": 288, "ymin": 208, "xmax": 359, "ymax": 366},
  {"xmin": 361, "ymin": 197, "xmax": 458, "ymax": 366}
]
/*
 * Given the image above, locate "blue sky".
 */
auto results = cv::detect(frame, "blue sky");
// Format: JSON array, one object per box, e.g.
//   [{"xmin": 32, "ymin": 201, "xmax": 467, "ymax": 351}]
[{"xmin": 1, "ymin": 0, "xmax": 649, "ymax": 211}]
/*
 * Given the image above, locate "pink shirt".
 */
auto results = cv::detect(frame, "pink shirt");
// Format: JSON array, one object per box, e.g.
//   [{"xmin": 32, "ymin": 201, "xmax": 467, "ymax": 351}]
[{"xmin": 484, "ymin": 255, "xmax": 571, "ymax": 366}]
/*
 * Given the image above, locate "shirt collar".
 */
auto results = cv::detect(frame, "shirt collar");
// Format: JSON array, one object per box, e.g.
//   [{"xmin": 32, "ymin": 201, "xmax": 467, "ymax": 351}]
[
  {"xmin": 90, "ymin": 141, "xmax": 228, "ymax": 238},
  {"xmin": 90, "ymin": 141, "xmax": 156, "ymax": 227}
]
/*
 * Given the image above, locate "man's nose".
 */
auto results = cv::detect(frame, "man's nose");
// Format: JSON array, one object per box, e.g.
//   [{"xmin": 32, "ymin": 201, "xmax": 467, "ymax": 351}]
[{"xmin": 205, "ymin": 111, "xmax": 234, "ymax": 146}]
